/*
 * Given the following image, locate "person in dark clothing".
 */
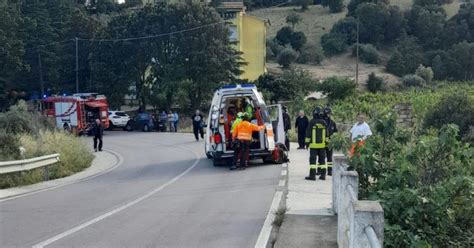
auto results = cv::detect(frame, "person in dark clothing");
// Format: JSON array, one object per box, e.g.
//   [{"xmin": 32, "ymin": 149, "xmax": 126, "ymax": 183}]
[
  {"xmin": 282, "ymin": 106, "xmax": 291, "ymax": 151},
  {"xmin": 92, "ymin": 119, "xmax": 103, "ymax": 152},
  {"xmin": 305, "ymin": 106, "xmax": 328, "ymax": 180},
  {"xmin": 323, "ymin": 107, "xmax": 338, "ymax": 176},
  {"xmin": 192, "ymin": 110, "xmax": 205, "ymax": 141},
  {"xmin": 295, "ymin": 110, "xmax": 309, "ymax": 149}
]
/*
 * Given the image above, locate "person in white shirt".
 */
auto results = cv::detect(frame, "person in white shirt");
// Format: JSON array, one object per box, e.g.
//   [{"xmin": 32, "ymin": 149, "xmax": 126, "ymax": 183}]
[
  {"xmin": 350, "ymin": 114, "xmax": 372, "ymax": 142},
  {"xmin": 349, "ymin": 114, "xmax": 372, "ymax": 157}
]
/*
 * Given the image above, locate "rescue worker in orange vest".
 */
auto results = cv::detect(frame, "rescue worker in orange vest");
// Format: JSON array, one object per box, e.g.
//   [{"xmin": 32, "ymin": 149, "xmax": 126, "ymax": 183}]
[
  {"xmin": 305, "ymin": 106, "xmax": 328, "ymax": 180},
  {"xmin": 231, "ymin": 112, "xmax": 265, "ymax": 170}
]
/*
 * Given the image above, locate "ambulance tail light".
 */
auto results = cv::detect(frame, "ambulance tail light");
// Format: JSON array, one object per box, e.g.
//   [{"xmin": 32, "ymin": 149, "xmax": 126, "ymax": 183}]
[{"xmin": 214, "ymin": 133, "xmax": 222, "ymax": 144}]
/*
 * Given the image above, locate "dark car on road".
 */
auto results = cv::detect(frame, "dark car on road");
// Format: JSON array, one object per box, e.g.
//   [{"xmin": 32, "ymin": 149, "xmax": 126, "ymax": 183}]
[{"xmin": 125, "ymin": 112, "xmax": 155, "ymax": 132}]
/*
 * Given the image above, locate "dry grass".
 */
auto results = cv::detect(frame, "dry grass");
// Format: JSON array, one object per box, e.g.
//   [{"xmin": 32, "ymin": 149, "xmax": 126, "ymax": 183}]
[
  {"xmin": 267, "ymin": 52, "xmax": 402, "ymax": 89},
  {"xmin": 249, "ymin": 5, "xmax": 347, "ymax": 47},
  {"xmin": 0, "ymin": 130, "xmax": 94, "ymax": 189},
  {"xmin": 391, "ymin": 0, "xmax": 462, "ymax": 17}
]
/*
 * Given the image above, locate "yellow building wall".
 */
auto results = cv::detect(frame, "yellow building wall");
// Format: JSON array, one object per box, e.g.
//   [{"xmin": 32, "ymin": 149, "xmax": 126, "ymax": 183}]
[{"xmin": 231, "ymin": 13, "xmax": 266, "ymax": 81}]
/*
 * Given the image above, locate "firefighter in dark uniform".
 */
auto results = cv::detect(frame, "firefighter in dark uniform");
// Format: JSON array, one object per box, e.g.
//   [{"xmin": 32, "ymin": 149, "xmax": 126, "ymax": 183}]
[
  {"xmin": 322, "ymin": 107, "xmax": 337, "ymax": 176},
  {"xmin": 305, "ymin": 106, "xmax": 328, "ymax": 181}
]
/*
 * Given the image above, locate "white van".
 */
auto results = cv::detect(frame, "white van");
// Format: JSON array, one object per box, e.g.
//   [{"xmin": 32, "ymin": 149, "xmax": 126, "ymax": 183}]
[{"xmin": 205, "ymin": 84, "xmax": 288, "ymax": 166}]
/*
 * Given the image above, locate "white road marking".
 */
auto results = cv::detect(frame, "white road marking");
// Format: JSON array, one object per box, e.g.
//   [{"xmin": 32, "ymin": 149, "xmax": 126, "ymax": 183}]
[
  {"xmin": 278, "ymin": 179, "xmax": 286, "ymax": 187},
  {"xmin": 282, "ymin": 163, "xmax": 287, "ymax": 168},
  {"xmin": 281, "ymin": 170, "xmax": 287, "ymax": 176},
  {"xmin": 255, "ymin": 190, "xmax": 283, "ymax": 248},
  {"xmin": 32, "ymin": 150, "xmax": 201, "ymax": 248}
]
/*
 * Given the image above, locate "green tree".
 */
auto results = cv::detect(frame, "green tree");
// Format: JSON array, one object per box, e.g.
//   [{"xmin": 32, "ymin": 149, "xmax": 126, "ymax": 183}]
[
  {"xmin": 425, "ymin": 92, "xmax": 474, "ymax": 140},
  {"xmin": 254, "ymin": 68, "xmax": 314, "ymax": 102},
  {"xmin": 431, "ymin": 54, "xmax": 446, "ymax": 80},
  {"xmin": 277, "ymin": 47, "xmax": 298, "ymax": 68},
  {"xmin": 347, "ymin": 0, "xmax": 389, "ymax": 16},
  {"xmin": 296, "ymin": 0, "xmax": 312, "ymax": 11},
  {"xmin": 276, "ymin": 26, "xmax": 294, "ymax": 45},
  {"xmin": 366, "ymin": 72, "xmax": 383, "ymax": 92},
  {"xmin": 386, "ymin": 37, "xmax": 425, "ymax": 76},
  {"xmin": 0, "ymin": 5, "xmax": 25, "ymax": 93},
  {"xmin": 448, "ymin": 41, "xmax": 474, "ymax": 80},
  {"xmin": 286, "ymin": 13, "xmax": 302, "ymax": 28},
  {"xmin": 406, "ymin": 5, "xmax": 447, "ymax": 50},
  {"xmin": 95, "ymin": 3, "xmax": 243, "ymax": 109},
  {"xmin": 321, "ymin": 0, "xmax": 344, "ymax": 13},
  {"xmin": 355, "ymin": 3, "xmax": 390, "ymax": 45},
  {"xmin": 415, "ymin": 65, "xmax": 434, "ymax": 84},
  {"xmin": 352, "ymin": 44, "xmax": 380, "ymax": 64},
  {"xmin": 316, "ymin": 77, "xmax": 357, "ymax": 102},
  {"xmin": 321, "ymin": 33, "xmax": 347, "ymax": 56},
  {"xmin": 290, "ymin": 31, "xmax": 307, "ymax": 51}
]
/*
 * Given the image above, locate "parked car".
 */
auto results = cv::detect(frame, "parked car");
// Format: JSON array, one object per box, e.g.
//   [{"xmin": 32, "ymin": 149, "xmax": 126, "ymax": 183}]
[
  {"xmin": 108, "ymin": 111, "xmax": 130, "ymax": 130},
  {"xmin": 125, "ymin": 112, "xmax": 155, "ymax": 132}
]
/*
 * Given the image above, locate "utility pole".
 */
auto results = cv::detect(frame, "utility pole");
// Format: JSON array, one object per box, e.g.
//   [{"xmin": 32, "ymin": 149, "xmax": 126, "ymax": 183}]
[
  {"xmin": 38, "ymin": 52, "xmax": 44, "ymax": 98},
  {"xmin": 356, "ymin": 15, "xmax": 360, "ymax": 86},
  {"xmin": 75, "ymin": 37, "xmax": 79, "ymax": 93}
]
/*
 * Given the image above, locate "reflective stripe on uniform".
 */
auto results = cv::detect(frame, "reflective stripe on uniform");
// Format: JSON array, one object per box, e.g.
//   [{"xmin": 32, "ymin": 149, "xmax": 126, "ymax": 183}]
[
  {"xmin": 317, "ymin": 163, "xmax": 327, "ymax": 169},
  {"xmin": 310, "ymin": 164, "xmax": 317, "ymax": 169},
  {"xmin": 327, "ymin": 162, "xmax": 333, "ymax": 168},
  {"xmin": 309, "ymin": 124, "xmax": 326, "ymax": 149}
]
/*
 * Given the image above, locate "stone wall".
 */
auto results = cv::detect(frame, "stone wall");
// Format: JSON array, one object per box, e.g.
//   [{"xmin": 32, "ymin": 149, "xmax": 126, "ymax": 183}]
[{"xmin": 394, "ymin": 103, "xmax": 413, "ymax": 127}]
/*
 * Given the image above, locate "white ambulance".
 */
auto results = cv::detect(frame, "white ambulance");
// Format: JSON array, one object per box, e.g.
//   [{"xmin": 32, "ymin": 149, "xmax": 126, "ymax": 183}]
[{"xmin": 205, "ymin": 84, "xmax": 288, "ymax": 166}]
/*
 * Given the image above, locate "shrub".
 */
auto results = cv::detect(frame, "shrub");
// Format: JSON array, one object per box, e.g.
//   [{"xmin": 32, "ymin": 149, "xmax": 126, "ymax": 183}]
[
  {"xmin": 386, "ymin": 37, "xmax": 425, "ymax": 76},
  {"xmin": 254, "ymin": 68, "xmax": 314, "ymax": 102},
  {"xmin": 321, "ymin": 0, "xmax": 344, "ymax": 13},
  {"xmin": 415, "ymin": 65, "xmax": 434, "ymax": 84},
  {"xmin": 352, "ymin": 44, "xmax": 381, "ymax": 64},
  {"xmin": 277, "ymin": 47, "xmax": 298, "ymax": 68},
  {"xmin": 316, "ymin": 76, "xmax": 357, "ymax": 102},
  {"xmin": 290, "ymin": 31, "xmax": 307, "ymax": 51},
  {"xmin": 424, "ymin": 92, "xmax": 474, "ymax": 139},
  {"xmin": 366, "ymin": 72, "xmax": 384, "ymax": 92},
  {"xmin": 402, "ymin": 74, "xmax": 426, "ymax": 87},
  {"xmin": 276, "ymin": 26, "xmax": 294, "ymax": 45},
  {"xmin": 0, "ymin": 100, "xmax": 53, "ymax": 135},
  {"xmin": 266, "ymin": 39, "xmax": 284, "ymax": 60},
  {"xmin": 0, "ymin": 130, "xmax": 20, "ymax": 160},
  {"xmin": 297, "ymin": 44, "xmax": 323, "ymax": 65},
  {"xmin": 321, "ymin": 33, "xmax": 347, "ymax": 56}
]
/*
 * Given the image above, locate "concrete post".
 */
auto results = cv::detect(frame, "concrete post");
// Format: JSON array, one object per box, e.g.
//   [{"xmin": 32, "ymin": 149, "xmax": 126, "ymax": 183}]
[
  {"xmin": 332, "ymin": 154, "xmax": 347, "ymax": 214},
  {"xmin": 350, "ymin": 201, "xmax": 384, "ymax": 248},
  {"xmin": 337, "ymin": 171, "xmax": 358, "ymax": 248}
]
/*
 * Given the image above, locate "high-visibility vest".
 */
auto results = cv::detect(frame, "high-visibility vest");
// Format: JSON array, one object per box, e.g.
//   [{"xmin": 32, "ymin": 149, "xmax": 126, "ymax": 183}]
[
  {"xmin": 233, "ymin": 121, "xmax": 263, "ymax": 141},
  {"xmin": 231, "ymin": 117, "xmax": 242, "ymax": 132},
  {"xmin": 305, "ymin": 123, "xmax": 326, "ymax": 149}
]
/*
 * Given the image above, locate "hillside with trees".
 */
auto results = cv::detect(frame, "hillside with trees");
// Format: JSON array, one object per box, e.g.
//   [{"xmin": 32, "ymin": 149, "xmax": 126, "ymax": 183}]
[{"xmin": 0, "ymin": 1, "xmax": 243, "ymax": 111}]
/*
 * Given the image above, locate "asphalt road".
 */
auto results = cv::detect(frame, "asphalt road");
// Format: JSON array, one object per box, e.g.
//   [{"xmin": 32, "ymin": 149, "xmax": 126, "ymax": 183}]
[{"xmin": 0, "ymin": 132, "xmax": 282, "ymax": 248}]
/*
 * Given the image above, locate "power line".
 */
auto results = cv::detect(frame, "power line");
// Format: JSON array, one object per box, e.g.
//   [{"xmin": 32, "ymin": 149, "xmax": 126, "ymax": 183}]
[
  {"xmin": 24, "ymin": 39, "xmax": 73, "ymax": 52},
  {"xmin": 78, "ymin": 20, "xmax": 227, "ymax": 42}
]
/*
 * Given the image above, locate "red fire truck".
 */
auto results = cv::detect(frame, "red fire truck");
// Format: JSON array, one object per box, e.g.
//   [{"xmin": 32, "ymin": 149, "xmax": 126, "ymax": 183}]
[{"xmin": 41, "ymin": 93, "xmax": 110, "ymax": 135}]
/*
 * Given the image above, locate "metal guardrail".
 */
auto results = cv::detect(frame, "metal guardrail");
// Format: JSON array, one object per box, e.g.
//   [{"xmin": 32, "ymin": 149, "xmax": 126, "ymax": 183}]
[
  {"xmin": 333, "ymin": 155, "xmax": 384, "ymax": 248},
  {"xmin": 0, "ymin": 154, "xmax": 60, "ymax": 180}
]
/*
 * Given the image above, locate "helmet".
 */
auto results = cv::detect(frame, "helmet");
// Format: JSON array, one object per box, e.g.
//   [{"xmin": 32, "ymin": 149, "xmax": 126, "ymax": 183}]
[
  {"xmin": 323, "ymin": 107, "xmax": 332, "ymax": 116},
  {"xmin": 237, "ymin": 112, "xmax": 244, "ymax": 118},
  {"xmin": 313, "ymin": 106, "xmax": 322, "ymax": 118}
]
